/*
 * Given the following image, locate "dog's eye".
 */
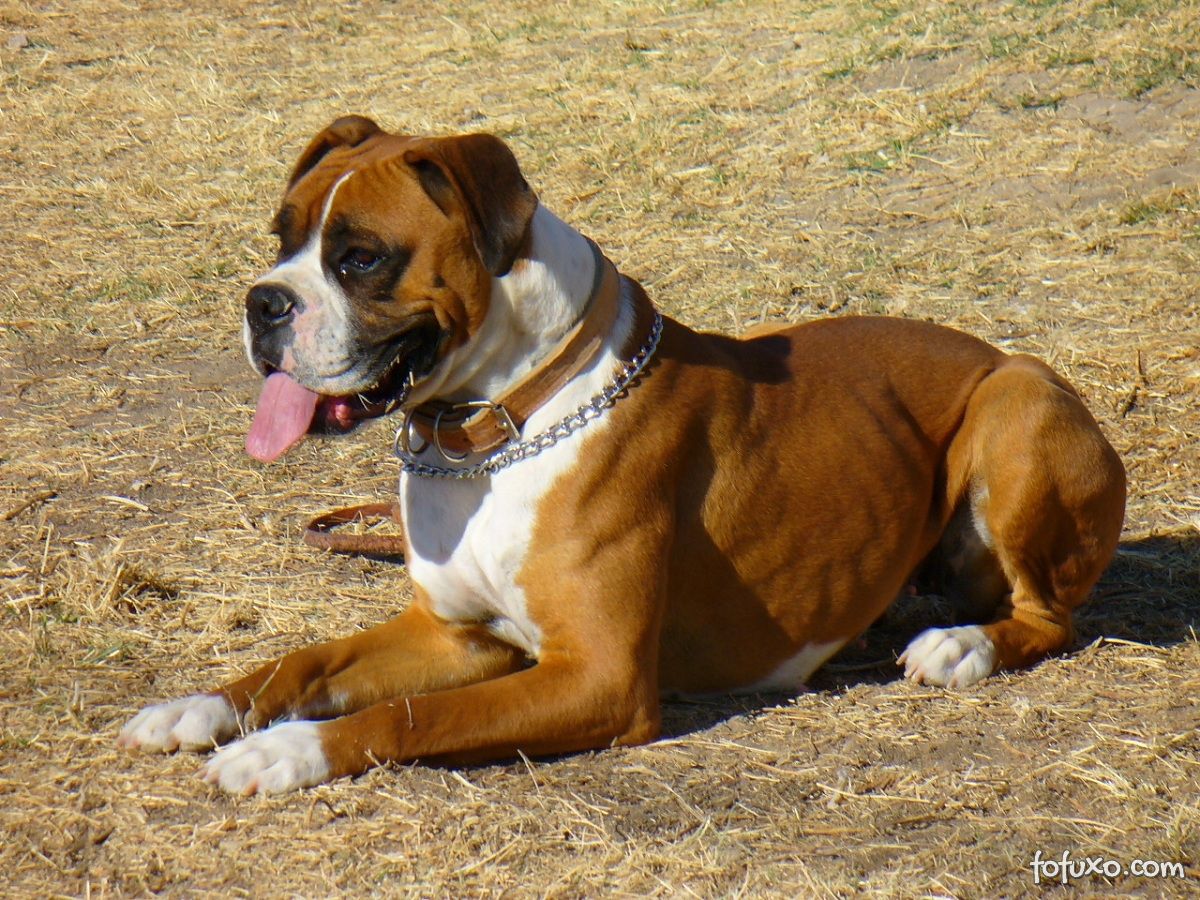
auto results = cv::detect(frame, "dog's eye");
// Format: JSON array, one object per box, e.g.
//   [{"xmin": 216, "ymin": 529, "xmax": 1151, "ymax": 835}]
[{"xmin": 338, "ymin": 248, "xmax": 382, "ymax": 276}]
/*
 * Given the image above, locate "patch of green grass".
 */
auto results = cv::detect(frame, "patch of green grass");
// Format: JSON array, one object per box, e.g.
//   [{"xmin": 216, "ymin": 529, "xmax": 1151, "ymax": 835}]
[
  {"xmin": 822, "ymin": 37, "xmax": 911, "ymax": 80},
  {"xmin": 854, "ymin": 289, "xmax": 891, "ymax": 315},
  {"xmin": 872, "ymin": 40, "xmax": 908, "ymax": 64},
  {"xmin": 1018, "ymin": 91, "xmax": 1063, "ymax": 110},
  {"xmin": 846, "ymin": 138, "xmax": 915, "ymax": 175},
  {"xmin": 867, "ymin": 2, "xmax": 904, "ymax": 27},
  {"xmin": 327, "ymin": 14, "xmax": 360, "ymax": 37},
  {"xmin": 1124, "ymin": 51, "xmax": 1200, "ymax": 97},
  {"xmin": 822, "ymin": 57, "xmax": 862, "ymax": 82},
  {"xmin": 79, "ymin": 274, "xmax": 162, "ymax": 305},
  {"xmin": 1119, "ymin": 190, "xmax": 1195, "ymax": 226},
  {"xmin": 987, "ymin": 33, "xmax": 1030, "ymax": 58},
  {"xmin": 1045, "ymin": 46, "xmax": 1096, "ymax": 68},
  {"xmin": 80, "ymin": 642, "xmax": 131, "ymax": 664},
  {"xmin": 189, "ymin": 258, "xmax": 239, "ymax": 281},
  {"xmin": 32, "ymin": 614, "xmax": 55, "ymax": 658},
  {"xmin": 707, "ymin": 165, "xmax": 728, "ymax": 186},
  {"xmin": 846, "ymin": 149, "xmax": 892, "ymax": 174},
  {"xmin": 1094, "ymin": 0, "xmax": 1152, "ymax": 15}
]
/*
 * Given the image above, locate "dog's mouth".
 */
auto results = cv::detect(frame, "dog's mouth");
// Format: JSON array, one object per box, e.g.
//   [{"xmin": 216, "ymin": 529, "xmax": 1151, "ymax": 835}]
[{"xmin": 245, "ymin": 323, "xmax": 441, "ymax": 463}]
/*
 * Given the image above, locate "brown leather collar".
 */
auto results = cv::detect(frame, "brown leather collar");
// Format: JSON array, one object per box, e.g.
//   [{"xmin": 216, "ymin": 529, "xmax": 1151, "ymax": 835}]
[{"xmin": 404, "ymin": 240, "xmax": 651, "ymax": 460}]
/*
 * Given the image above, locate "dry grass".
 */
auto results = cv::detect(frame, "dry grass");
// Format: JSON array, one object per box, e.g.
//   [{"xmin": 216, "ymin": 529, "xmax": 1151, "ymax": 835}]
[{"xmin": 2, "ymin": 0, "xmax": 1198, "ymax": 896}]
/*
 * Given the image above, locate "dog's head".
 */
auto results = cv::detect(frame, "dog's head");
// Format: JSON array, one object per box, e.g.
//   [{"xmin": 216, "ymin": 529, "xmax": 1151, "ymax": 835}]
[{"xmin": 243, "ymin": 116, "xmax": 537, "ymax": 462}]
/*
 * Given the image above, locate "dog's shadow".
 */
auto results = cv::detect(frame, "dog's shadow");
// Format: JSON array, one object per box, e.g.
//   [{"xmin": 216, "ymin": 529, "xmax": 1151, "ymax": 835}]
[{"xmin": 658, "ymin": 529, "xmax": 1200, "ymax": 739}]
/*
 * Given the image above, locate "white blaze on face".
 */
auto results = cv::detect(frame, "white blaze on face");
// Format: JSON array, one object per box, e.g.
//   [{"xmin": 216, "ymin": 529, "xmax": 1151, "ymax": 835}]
[
  {"xmin": 245, "ymin": 172, "xmax": 361, "ymax": 391},
  {"xmin": 244, "ymin": 172, "xmax": 375, "ymax": 463}
]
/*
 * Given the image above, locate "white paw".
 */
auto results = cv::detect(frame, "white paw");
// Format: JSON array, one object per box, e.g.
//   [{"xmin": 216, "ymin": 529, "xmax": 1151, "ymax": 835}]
[
  {"xmin": 898, "ymin": 625, "xmax": 997, "ymax": 688},
  {"xmin": 118, "ymin": 694, "xmax": 239, "ymax": 752},
  {"xmin": 200, "ymin": 721, "xmax": 330, "ymax": 795}
]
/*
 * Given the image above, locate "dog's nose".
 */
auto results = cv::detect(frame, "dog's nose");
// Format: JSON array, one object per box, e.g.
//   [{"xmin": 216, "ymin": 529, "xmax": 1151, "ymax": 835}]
[{"xmin": 246, "ymin": 284, "xmax": 297, "ymax": 330}]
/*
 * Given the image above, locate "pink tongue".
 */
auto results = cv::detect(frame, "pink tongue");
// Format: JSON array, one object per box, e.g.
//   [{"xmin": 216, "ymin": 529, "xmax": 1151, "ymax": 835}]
[{"xmin": 246, "ymin": 372, "xmax": 321, "ymax": 462}]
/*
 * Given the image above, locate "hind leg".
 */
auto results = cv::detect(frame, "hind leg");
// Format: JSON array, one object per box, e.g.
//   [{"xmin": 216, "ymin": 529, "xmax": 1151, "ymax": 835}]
[{"xmin": 900, "ymin": 359, "xmax": 1125, "ymax": 688}]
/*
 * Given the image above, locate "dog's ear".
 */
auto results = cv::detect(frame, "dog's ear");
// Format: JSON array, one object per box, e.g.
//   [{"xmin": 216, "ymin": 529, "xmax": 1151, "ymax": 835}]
[
  {"xmin": 403, "ymin": 134, "xmax": 538, "ymax": 276},
  {"xmin": 287, "ymin": 115, "xmax": 382, "ymax": 188}
]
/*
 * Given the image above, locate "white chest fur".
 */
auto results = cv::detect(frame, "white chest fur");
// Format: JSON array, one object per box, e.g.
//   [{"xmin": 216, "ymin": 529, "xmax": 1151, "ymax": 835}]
[
  {"xmin": 400, "ymin": 334, "xmax": 628, "ymax": 657},
  {"xmin": 399, "ymin": 209, "xmax": 636, "ymax": 659},
  {"xmin": 400, "ymin": 439, "xmax": 572, "ymax": 656}
]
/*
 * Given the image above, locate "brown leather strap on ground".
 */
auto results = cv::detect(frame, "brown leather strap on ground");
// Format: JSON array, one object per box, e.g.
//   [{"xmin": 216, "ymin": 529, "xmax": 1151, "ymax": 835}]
[
  {"xmin": 303, "ymin": 502, "xmax": 406, "ymax": 557},
  {"xmin": 405, "ymin": 239, "xmax": 624, "ymax": 458}
]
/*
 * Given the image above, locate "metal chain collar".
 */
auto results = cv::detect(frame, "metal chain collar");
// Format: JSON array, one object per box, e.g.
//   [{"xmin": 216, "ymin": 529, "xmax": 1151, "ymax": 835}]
[{"xmin": 394, "ymin": 310, "xmax": 663, "ymax": 479}]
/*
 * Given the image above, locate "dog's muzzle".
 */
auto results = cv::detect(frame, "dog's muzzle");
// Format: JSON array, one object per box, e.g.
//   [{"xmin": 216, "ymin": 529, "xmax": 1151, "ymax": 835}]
[{"xmin": 245, "ymin": 283, "xmax": 300, "ymax": 370}]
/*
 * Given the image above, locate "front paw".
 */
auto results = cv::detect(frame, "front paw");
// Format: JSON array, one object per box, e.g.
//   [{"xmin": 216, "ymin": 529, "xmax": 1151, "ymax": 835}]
[
  {"xmin": 118, "ymin": 694, "xmax": 239, "ymax": 752},
  {"xmin": 200, "ymin": 721, "xmax": 331, "ymax": 795}
]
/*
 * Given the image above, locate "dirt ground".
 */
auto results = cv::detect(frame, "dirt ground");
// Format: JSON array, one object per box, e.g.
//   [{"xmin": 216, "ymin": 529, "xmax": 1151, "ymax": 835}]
[{"xmin": 2, "ymin": 1, "xmax": 1198, "ymax": 896}]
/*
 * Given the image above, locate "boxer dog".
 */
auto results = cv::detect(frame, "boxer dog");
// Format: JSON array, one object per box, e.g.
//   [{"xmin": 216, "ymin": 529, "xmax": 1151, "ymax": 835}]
[{"xmin": 119, "ymin": 116, "xmax": 1126, "ymax": 794}]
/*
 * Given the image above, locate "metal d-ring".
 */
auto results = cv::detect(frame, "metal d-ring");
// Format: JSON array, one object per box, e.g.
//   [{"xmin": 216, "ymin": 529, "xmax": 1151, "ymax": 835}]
[
  {"xmin": 432, "ymin": 406, "xmax": 471, "ymax": 462},
  {"xmin": 394, "ymin": 406, "xmax": 430, "ymax": 458},
  {"xmin": 394, "ymin": 398, "xmax": 522, "ymax": 464}
]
